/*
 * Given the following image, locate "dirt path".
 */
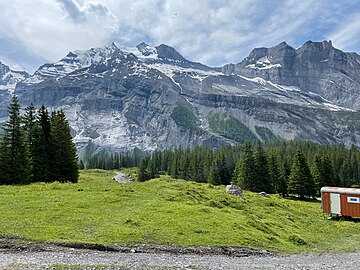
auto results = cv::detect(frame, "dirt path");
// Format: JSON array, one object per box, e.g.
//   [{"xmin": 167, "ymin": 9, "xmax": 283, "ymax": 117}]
[
  {"xmin": 113, "ymin": 171, "xmax": 132, "ymax": 184},
  {"xmin": 1, "ymin": 249, "xmax": 360, "ymax": 269},
  {"xmin": 0, "ymin": 240, "xmax": 359, "ymax": 270}
]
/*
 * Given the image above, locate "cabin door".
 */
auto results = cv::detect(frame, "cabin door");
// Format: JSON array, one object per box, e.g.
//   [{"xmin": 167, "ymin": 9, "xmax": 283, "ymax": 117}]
[{"xmin": 330, "ymin": 193, "xmax": 341, "ymax": 215}]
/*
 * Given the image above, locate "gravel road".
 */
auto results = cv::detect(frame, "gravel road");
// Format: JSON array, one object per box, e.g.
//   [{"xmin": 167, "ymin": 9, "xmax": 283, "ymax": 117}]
[{"xmin": 1, "ymin": 248, "xmax": 360, "ymax": 270}]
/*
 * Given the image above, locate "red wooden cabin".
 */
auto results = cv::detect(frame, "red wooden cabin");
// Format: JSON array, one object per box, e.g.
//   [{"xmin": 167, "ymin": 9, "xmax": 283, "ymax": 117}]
[{"xmin": 321, "ymin": 186, "xmax": 360, "ymax": 217}]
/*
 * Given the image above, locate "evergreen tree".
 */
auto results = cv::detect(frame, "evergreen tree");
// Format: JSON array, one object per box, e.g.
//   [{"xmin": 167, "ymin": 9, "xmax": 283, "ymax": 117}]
[
  {"xmin": 179, "ymin": 151, "xmax": 190, "ymax": 180},
  {"xmin": 277, "ymin": 168, "xmax": 288, "ymax": 197},
  {"xmin": 170, "ymin": 155, "xmax": 179, "ymax": 179},
  {"xmin": 189, "ymin": 149, "xmax": 205, "ymax": 183},
  {"xmin": 0, "ymin": 94, "xmax": 30, "ymax": 185},
  {"xmin": 269, "ymin": 154, "xmax": 280, "ymax": 194},
  {"xmin": 311, "ymin": 154, "xmax": 336, "ymax": 195},
  {"xmin": 208, "ymin": 160, "xmax": 221, "ymax": 185},
  {"xmin": 79, "ymin": 160, "xmax": 85, "ymax": 170},
  {"xmin": 234, "ymin": 141, "xmax": 256, "ymax": 190},
  {"xmin": 22, "ymin": 104, "xmax": 37, "ymax": 182},
  {"xmin": 138, "ymin": 158, "xmax": 149, "ymax": 182},
  {"xmin": 50, "ymin": 110, "xmax": 79, "ymax": 183},
  {"xmin": 321, "ymin": 156, "xmax": 335, "ymax": 186},
  {"xmin": 147, "ymin": 158, "xmax": 159, "ymax": 179},
  {"xmin": 31, "ymin": 106, "xmax": 52, "ymax": 182},
  {"xmin": 254, "ymin": 141, "xmax": 272, "ymax": 192},
  {"xmin": 288, "ymin": 150, "xmax": 315, "ymax": 198}
]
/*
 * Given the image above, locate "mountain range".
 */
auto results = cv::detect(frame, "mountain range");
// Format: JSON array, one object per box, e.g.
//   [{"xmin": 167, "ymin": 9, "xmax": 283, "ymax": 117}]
[{"xmin": 1, "ymin": 40, "xmax": 360, "ymax": 155}]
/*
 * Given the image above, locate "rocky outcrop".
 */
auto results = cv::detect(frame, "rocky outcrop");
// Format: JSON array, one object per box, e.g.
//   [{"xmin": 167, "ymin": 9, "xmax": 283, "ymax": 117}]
[{"xmin": 226, "ymin": 185, "xmax": 243, "ymax": 198}]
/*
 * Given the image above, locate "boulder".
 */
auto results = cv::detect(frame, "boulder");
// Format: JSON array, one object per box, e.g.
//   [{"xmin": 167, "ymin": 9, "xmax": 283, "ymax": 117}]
[
  {"xmin": 259, "ymin": 191, "xmax": 270, "ymax": 198},
  {"xmin": 226, "ymin": 185, "xmax": 243, "ymax": 198}
]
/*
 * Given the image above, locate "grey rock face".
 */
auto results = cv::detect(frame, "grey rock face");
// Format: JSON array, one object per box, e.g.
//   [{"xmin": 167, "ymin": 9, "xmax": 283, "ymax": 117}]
[
  {"xmin": 1, "ymin": 41, "xmax": 360, "ymax": 153},
  {"xmin": 227, "ymin": 40, "xmax": 360, "ymax": 110},
  {"xmin": 226, "ymin": 185, "xmax": 243, "ymax": 198}
]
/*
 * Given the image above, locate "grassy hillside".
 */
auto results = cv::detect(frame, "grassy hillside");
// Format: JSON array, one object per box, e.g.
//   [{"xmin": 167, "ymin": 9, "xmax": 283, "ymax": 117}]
[{"xmin": 1, "ymin": 170, "xmax": 360, "ymax": 253}]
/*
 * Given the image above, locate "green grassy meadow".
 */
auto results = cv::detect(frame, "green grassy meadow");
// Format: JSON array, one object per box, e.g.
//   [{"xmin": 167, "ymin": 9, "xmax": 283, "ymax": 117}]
[{"xmin": 1, "ymin": 169, "xmax": 360, "ymax": 253}]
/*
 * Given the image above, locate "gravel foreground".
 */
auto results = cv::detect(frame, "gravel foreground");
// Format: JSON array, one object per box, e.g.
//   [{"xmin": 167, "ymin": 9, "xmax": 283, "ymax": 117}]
[{"xmin": 0, "ymin": 242, "xmax": 360, "ymax": 270}]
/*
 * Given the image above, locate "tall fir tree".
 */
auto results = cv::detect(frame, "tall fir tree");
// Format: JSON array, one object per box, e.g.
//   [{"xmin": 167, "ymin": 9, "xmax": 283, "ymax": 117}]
[
  {"xmin": 288, "ymin": 150, "xmax": 315, "ymax": 198},
  {"xmin": 234, "ymin": 141, "xmax": 256, "ymax": 190},
  {"xmin": 22, "ymin": 104, "xmax": 37, "ymax": 182},
  {"xmin": 146, "ymin": 158, "xmax": 159, "ymax": 179},
  {"xmin": 179, "ymin": 151, "xmax": 190, "ymax": 180},
  {"xmin": 31, "ymin": 106, "xmax": 52, "ymax": 182},
  {"xmin": 189, "ymin": 149, "xmax": 205, "ymax": 183},
  {"xmin": 253, "ymin": 141, "xmax": 272, "ymax": 193},
  {"xmin": 138, "ymin": 158, "xmax": 149, "ymax": 182},
  {"xmin": 0, "ymin": 94, "xmax": 30, "ymax": 185},
  {"xmin": 269, "ymin": 154, "xmax": 280, "ymax": 194},
  {"xmin": 210, "ymin": 150, "xmax": 231, "ymax": 185},
  {"xmin": 321, "ymin": 156, "xmax": 335, "ymax": 186},
  {"xmin": 276, "ymin": 161, "xmax": 289, "ymax": 197},
  {"xmin": 50, "ymin": 110, "xmax": 79, "ymax": 183}
]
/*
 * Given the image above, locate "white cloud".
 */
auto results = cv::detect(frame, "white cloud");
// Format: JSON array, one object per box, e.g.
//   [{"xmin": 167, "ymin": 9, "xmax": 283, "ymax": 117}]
[
  {"xmin": 328, "ymin": 12, "xmax": 360, "ymax": 52},
  {"xmin": 104, "ymin": 0, "xmax": 328, "ymax": 65},
  {"xmin": 0, "ymin": 0, "xmax": 117, "ymax": 71},
  {"xmin": 0, "ymin": 0, "xmax": 359, "ymax": 72}
]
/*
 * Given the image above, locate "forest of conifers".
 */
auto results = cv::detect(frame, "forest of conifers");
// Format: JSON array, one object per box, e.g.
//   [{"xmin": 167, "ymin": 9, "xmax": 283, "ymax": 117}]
[
  {"xmin": 0, "ymin": 95, "xmax": 79, "ymax": 185},
  {"xmin": 85, "ymin": 139, "xmax": 360, "ymax": 198}
]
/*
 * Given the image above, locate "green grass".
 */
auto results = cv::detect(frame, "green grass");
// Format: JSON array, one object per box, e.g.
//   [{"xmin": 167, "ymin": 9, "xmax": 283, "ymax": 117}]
[
  {"xmin": 255, "ymin": 126, "xmax": 279, "ymax": 142},
  {"xmin": 1, "ymin": 169, "xmax": 360, "ymax": 254},
  {"xmin": 208, "ymin": 113, "xmax": 257, "ymax": 143},
  {"xmin": 171, "ymin": 105, "xmax": 200, "ymax": 131}
]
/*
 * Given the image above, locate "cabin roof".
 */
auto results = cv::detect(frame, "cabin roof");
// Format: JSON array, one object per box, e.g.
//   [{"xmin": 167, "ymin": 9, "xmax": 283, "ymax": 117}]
[{"xmin": 321, "ymin": 186, "xmax": 360, "ymax": 196}]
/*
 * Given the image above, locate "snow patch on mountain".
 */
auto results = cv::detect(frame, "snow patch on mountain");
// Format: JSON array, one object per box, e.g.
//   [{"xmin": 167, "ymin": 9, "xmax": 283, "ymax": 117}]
[
  {"xmin": 147, "ymin": 63, "xmax": 222, "ymax": 82},
  {"xmin": 116, "ymin": 42, "xmax": 159, "ymax": 62},
  {"xmin": 246, "ymin": 56, "xmax": 282, "ymax": 70}
]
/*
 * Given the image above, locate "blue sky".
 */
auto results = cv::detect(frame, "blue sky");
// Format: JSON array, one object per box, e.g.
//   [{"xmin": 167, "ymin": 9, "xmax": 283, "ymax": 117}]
[{"xmin": 0, "ymin": 0, "xmax": 360, "ymax": 73}]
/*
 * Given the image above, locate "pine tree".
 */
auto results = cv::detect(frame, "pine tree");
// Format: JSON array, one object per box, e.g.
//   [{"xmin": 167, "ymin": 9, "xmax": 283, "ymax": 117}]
[
  {"xmin": 138, "ymin": 158, "xmax": 149, "ymax": 182},
  {"xmin": 50, "ymin": 110, "xmax": 79, "ymax": 183},
  {"xmin": 254, "ymin": 141, "xmax": 272, "ymax": 192},
  {"xmin": 189, "ymin": 149, "xmax": 205, "ymax": 183},
  {"xmin": 288, "ymin": 150, "xmax": 315, "ymax": 198},
  {"xmin": 234, "ymin": 141, "xmax": 256, "ymax": 190},
  {"xmin": 0, "ymin": 94, "xmax": 30, "ymax": 185},
  {"xmin": 22, "ymin": 104, "xmax": 37, "ymax": 182},
  {"xmin": 31, "ymin": 106, "xmax": 52, "ymax": 182},
  {"xmin": 147, "ymin": 158, "xmax": 159, "ymax": 179},
  {"xmin": 79, "ymin": 160, "xmax": 85, "ymax": 170},
  {"xmin": 170, "ymin": 155, "xmax": 179, "ymax": 179},
  {"xmin": 179, "ymin": 151, "xmax": 190, "ymax": 180},
  {"xmin": 208, "ymin": 160, "xmax": 221, "ymax": 185},
  {"xmin": 321, "ymin": 156, "xmax": 334, "ymax": 186},
  {"xmin": 269, "ymin": 154, "xmax": 280, "ymax": 194}
]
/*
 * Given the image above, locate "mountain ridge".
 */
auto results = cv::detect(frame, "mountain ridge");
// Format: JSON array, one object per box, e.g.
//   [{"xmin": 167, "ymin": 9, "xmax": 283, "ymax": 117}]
[{"xmin": 1, "ymin": 40, "xmax": 360, "ymax": 154}]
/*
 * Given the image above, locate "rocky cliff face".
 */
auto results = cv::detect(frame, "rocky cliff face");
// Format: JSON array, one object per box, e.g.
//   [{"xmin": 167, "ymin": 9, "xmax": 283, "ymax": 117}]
[
  {"xmin": 1, "ymin": 41, "xmax": 360, "ymax": 153},
  {"xmin": 225, "ymin": 40, "xmax": 360, "ymax": 110}
]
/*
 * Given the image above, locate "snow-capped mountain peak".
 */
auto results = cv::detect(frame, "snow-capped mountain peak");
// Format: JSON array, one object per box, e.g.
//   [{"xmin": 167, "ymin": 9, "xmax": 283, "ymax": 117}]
[{"xmin": 0, "ymin": 61, "xmax": 29, "ymax": 92}]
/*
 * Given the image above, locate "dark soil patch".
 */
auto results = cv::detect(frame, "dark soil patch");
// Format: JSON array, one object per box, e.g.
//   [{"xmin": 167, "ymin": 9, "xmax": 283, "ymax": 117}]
[{"xmin": 0, "ymin": 235, "xmax": 276, "ymax": 257}]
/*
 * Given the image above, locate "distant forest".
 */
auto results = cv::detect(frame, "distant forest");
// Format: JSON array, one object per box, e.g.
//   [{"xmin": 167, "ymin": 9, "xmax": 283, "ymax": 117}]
[{"xmin": 84, "ymin": 140, "xmax": 360, "ymax": 198}]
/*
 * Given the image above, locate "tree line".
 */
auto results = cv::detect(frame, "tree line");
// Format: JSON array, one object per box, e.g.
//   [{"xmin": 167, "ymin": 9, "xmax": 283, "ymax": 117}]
[
  {"xmin": 85, "ymin": 140, "xmax": 360, "ymax": 198},
  {"xmin": 0, "ymin": 95, "xmax": 79, "ymax": 185}
]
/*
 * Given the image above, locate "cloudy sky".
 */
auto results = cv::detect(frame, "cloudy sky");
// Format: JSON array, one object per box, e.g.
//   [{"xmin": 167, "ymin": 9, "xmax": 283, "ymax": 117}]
[{"xmin": 1, "ymin": 0, "xmax": 360, "ymax": 72}]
